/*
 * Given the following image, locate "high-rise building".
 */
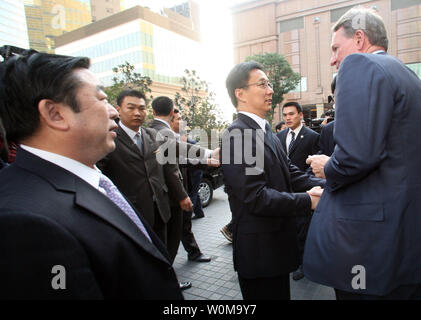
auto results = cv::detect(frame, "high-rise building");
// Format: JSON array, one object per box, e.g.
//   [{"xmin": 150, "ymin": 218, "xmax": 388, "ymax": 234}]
[
  {"xmin": 169, "ymin": 0, "xmax": 201, "ymax": 32},
  {"xmin": 24, "ymin": 0, "xmax": 91, "ymax": 53},
  {"xmin": 232, "ymin": 0, "xmax": 421, "ymax": 122},
  {"xmin": 0, "ymin": 0, "xmax": 29, "ymax": 50},
  {"xmin": 90, "ymin": 0, "xmax": 121, "ymax": 22},
  {"xmin": 55, "ymin": 5, "xmax": 202, "ymax": 99}
]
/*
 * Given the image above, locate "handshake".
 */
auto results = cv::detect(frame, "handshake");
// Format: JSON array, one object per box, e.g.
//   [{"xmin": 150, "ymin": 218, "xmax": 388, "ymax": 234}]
[{"xmin": 305, "ymin": 154, "xmax": 331, "ymax": 210}]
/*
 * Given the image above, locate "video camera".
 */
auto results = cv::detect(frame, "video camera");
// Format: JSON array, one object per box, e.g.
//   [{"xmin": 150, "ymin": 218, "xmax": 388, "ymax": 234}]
[{"xmin": 309, "ymin": 109, "xmax": 335, "ymax": 133}]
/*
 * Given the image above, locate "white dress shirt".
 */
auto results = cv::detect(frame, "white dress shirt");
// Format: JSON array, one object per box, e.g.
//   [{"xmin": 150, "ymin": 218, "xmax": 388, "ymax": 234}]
[
  {"xmin": 119, "ymin": 121, "xmax": 141, "ymax": 145},
  {"xmin": 286, "ymin": 124, "xmax": 303, "ymax": 153},
  {"xmin": 238, "ymin": 111, "xmax": 269, "ymax": 132},
  {"xmin": 20, "ymin": 144, "xmax": 103, "ymax": 191}
]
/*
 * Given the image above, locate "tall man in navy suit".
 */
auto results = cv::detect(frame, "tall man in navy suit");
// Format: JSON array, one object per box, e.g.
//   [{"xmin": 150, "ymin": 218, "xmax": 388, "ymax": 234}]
[
  {"xmin": 0, "ymin": 50, "xmax": 182, "ymax": 299},
  {"xmin": 221, "ymin": 61, "xmax": 324, "ymax": 300},
  {"xmin": 305, "ymin": 7, "xmax": 421, "ymax": 299},
  {"xmin": 277, "ymin": 102, "xmax": 320, "ymax": 281}
]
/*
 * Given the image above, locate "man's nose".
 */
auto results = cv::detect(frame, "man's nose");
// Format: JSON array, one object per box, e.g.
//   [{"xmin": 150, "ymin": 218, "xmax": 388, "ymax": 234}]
[
  {"xmin": 108, "ymin": 104, "xmax": 119, "ymax": 119},
  {"xmin": 330, "ymin": 54, "xmax": 337, "ymax": 67}
]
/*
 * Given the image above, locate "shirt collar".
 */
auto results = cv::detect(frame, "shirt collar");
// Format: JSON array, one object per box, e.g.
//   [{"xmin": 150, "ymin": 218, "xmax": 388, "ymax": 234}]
[
  {"xmin": 119, "ymin": 121, "xmax": 141, "ymax": 141},
  {"xmin": 20, "ymin": 144, "xmax": 102, "ymax": 190},
  {"xmin": 372, "ymin": 50, "xmax": 386, "ymax": 55},
  {"xmin": 238, "ymin": 111, "xmax": 268, "ymax": 132},
  {"xmin": 289, "ymin": 124, "xmax": 303, "ymax": 136},
  {"xmin": 154, "ymin": 118, "xmax": 171, "ymax": 129}
]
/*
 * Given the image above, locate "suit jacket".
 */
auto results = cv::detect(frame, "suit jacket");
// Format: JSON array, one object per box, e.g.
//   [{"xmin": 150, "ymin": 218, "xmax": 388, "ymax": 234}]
[
  {"xmin": 148, "ymin": 119, "xmax": 208, "ymax": 192},
  {"xmin": 0, "ymin": 148, "xmax": 183, "ymax": 299},
  {"xmin": 304, "ymin": 53, "xmax": 421, "ymax": 295},
  {"xmin": 97, "ymin": 126, "xmax": 185, "ymax": 225},
  {"xmin": 318, "ymin": 120, "xmax": 335, "ymax": 156},
  {"xmin": 277, "ymin": 126, "xmax": 320, "ymax": 171},
  {"xmin": 221, "ymin": 113, "xmax": 324, "ymax": 279}
]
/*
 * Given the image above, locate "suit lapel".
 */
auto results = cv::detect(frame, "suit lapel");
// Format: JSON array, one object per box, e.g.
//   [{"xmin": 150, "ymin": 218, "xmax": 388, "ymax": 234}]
[
  {"xmin": 16, "ymin": 148, "xmax": 169, "ymax": 265},
  {"xmin": 237, "ymin": 114, "xmax": 280, "ymax": 162},
  {"xmin": 73, "ymin": 179, "xmax": 169, "ymax": 263},
  {"xmin": 116, "ymin": 126, "xmax": 143, "ymax": 159}
]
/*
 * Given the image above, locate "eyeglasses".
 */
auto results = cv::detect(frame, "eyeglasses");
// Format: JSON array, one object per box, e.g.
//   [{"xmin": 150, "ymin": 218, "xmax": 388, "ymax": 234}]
[{"xmin": 242, "ymin": 80, "xmax": 273, "ymax": 90}]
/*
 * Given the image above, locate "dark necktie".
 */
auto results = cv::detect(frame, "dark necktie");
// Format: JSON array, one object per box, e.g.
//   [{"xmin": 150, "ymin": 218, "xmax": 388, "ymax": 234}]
[
  {"xmin": 135, "ymin": 132, "xmax": 143, "ymax": 153},
  {"xmin": 99, "ymin": 174, "xmax": 151, "ymax": 242},
  {"xmin": 288, "ymin": 131, "xmax": 295, "ymax": 155},
  {"xmin": 265, "ymin": 123, "xmax": 274, "ymax": 147}
]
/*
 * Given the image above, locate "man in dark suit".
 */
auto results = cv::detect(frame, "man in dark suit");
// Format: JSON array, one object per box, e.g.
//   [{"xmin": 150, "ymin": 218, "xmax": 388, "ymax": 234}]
[
  {"xmin": 221, "ymin": 61, "xmax": 324, "ymax": 300},
  {"xmin": 277, "ymin": 102, "xmax": 320, "ymax": 280},
  {"xmin": 277, "ymin": 102, "xmax": 320, "ymax": 172},
  {"xmin": 150, "ymin": 97, "xmax": 214, "ymax": 262},
  {"xmin": 305, "ymin": 7, "xmax": 421, "ymax": 300},
  {"xmin": 97, "ymin": 90, "xmax": 191, "ymax": 263},
  {"xmin": 0, "ymin": 50, "xmax": 182, "ymax": 299}
]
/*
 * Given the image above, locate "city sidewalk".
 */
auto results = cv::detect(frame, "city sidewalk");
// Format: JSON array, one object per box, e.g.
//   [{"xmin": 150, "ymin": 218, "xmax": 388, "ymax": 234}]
[{"xmin": 173, "ymin": 187, "xmax": 336, "ymax": 300}]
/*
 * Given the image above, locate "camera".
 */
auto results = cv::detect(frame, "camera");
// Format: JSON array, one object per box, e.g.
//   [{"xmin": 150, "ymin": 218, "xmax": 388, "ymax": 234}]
[{"xmin": 309, "ymin": 109, "xmax": 335, "ymax": 133}]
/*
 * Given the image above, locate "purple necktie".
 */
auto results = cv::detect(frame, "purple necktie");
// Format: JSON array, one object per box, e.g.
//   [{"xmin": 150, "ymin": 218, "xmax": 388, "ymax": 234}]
[{"xmin": 99, "ymin": 174, "xmax": 152, "ymax": 242}]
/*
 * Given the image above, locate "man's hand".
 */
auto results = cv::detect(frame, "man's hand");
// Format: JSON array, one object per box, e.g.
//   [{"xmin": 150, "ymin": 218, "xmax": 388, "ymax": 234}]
[
  {"xmin": 307, "ymin": 186, "xmax": 324, "ymax": 210},
  {"xmin": 306, "ymin": 155, "xmax": 330, "ymax": 179},
  {"xmin": 180, "ymin": 134, "xmax": 187, "ymax": 142},
  {"xmin": 179, "ymin": 197, "xmax": 193, "ymax": 212},
  {"xmin": 211, "ymin": 147, "xmax": 220, "ymax": 161},
  {"xmin": 207, "ymin": 158, "xmax": 220, "ymax": 167}
]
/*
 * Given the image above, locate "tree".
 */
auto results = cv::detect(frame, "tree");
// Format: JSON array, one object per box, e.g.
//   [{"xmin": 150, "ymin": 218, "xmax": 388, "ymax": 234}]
[
  {"xmin": 174, "ymin": 69, "xmax": 228, "ymax": 146},
  {"xmin": 245, "ymin": 53, "xmax": 301, "ymax": 124},
  {"xmin": 104, "ymin": 61, "xmax": 153, "ymax": 107}
]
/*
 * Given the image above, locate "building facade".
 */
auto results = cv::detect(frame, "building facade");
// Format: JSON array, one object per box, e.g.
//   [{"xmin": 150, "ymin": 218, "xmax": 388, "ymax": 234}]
[
  {"xmin": 55, "ymin": 5, "xmax": 203, "ymax": 100},
  {"xmin": 0, "ymin": 0, "xmax": 29, "ymax": 51},
  {"xmin": 90, "ymin": 0, "xmax": 120, "ymax": 22},
  {"xmin": 24, "ymin": 0, "xmax": 91, "ymax": 53},
  {"xmin": 232, "ymin": 0, "xmax": 421, "ymax": 122}
]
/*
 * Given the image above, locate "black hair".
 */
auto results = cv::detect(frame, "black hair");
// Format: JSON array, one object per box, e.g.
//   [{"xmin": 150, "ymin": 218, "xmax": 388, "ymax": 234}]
[
  {"xmin": 282, "ymin": 101, "xmax": 303, "ymax": 113},
  {"xmin": 225, "ymin": 61, "xmax": 263, "ymax": 107},
  {"xmin": 275, "ymin": 121, "xmax": 285, "ymax": 131},
  {"xmin": 116, "ymin": 89, "xmax": 146, "ymax": 107},
  {"xmin": 0, "ymin": 48, "xmax": 90, "ymax": 143},
  {"xmin": 151, "ymin": 96, "xmax": 174, "ymax": 116}
]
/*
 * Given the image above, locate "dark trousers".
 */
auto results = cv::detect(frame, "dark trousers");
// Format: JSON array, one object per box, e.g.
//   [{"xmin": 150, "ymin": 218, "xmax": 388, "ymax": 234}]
[
  {"xmin": 152, "ymin": 206, "xmax": 167, "ymax": 247},
  {"xmin": 181, "ymin": 210, "xmax": 201, "ymax": 259},
  {"xmin": 238, "ymin": 274, "xmax": 291, "ymax": 300},
  {"xmin": 335, "ymin": 284, "xmax": 421, "ymax": 300},
  {"xmin": 296, "ymin": 214, "xmax": 312, "ymax": 265},
  {"xmin": 166, "ymin": 206, "xmax": 183, "ymax": 264},
  {"xmin": 189, "ymin": 169, "xmax": 204, "ymax": 217}
]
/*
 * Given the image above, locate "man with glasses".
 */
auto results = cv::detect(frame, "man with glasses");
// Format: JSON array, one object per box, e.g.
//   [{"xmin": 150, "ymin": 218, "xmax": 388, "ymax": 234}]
[{"xmin": 221, "ymin": 61, "xmax": 324, "ymax": 300}]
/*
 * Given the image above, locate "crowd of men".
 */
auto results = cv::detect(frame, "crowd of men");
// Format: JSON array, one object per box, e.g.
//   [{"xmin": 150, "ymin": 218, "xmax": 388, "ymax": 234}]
[{"xmin": 1, "ymin": 6, "xmax": 421, "ymax": 300}]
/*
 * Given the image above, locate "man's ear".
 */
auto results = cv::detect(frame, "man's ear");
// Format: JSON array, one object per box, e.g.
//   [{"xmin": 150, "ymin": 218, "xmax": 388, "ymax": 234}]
[
  {"xmin": 38, "ymin": 99, "xmax": 69, "ymax": 131},
  {"xmin": 235, "ymin": 88, "xmax": 246, "ymax": 105},
  {"xmin": 354, "ymin": 30, "xmax": 365, "ymax": 50}
]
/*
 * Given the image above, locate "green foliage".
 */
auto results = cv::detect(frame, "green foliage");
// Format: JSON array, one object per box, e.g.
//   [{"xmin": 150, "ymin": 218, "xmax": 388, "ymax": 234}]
[
  {"xmin": 104, "ymin": 61, "xmax": 153, "ymax": 107},
  {"xmin": 245, "ymin": 53, "xmax": 301, "ymax": 123},
  {"xmin": 174, "ymin": 69, "xmax": 228, "ymax": 138}
]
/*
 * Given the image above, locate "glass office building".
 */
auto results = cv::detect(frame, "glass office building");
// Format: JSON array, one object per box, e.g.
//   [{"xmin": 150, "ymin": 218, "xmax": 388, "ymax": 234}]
[
  {"xmin": 0, "ymin": 0, "xmax": 29, "ymax": 51},
  {"xmin": 55, "ymin": 6, "xmax": 202, "ymax": 87},
  {"xmin": 24, "ymin": 0, "xmax": 91, "ymax": 53}
]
